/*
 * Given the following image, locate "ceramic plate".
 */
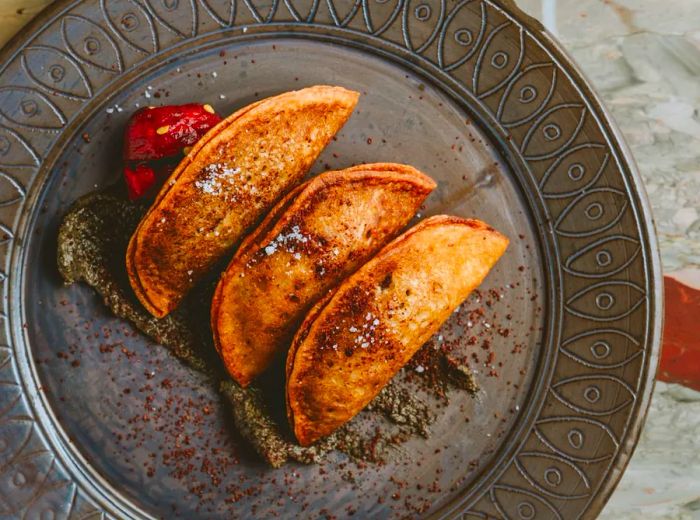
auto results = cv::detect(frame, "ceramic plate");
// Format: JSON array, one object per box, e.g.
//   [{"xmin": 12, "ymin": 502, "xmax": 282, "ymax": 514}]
[{"xmin": 0, "ymin": 0, "xmax": 661, "ymax": 518}]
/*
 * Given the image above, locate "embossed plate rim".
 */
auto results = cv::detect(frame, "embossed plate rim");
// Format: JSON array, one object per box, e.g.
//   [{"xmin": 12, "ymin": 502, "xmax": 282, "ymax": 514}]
[{"xmin": 0, "ymin": 0, "xmax": 662, "ymax": 518}]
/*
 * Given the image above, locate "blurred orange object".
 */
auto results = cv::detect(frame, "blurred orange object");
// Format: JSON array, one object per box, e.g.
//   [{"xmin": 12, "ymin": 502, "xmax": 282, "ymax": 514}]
[{"xmin": 658, "ymin": 275, "xmax": 700, "ymax": 391}]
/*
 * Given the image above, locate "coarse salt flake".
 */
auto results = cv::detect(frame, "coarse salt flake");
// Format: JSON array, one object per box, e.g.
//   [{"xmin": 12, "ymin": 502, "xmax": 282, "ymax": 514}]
[
  {"xmin": 194, "ymin": 163, "xmax": 240, "ymax": 195},
  {"xmin": 261, "ymin": 225, "xmax": 311, "ymax": 257}
]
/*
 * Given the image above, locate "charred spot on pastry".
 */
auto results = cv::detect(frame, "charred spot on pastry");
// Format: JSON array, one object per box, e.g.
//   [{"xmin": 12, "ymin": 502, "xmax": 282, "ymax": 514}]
[
  {"xmin": 345, "ymin": 284, "xmax": 368, "ymax": 317},
  {"xmin": 380, "ymin": 273, "xmax": 392, "ymax": 289}
]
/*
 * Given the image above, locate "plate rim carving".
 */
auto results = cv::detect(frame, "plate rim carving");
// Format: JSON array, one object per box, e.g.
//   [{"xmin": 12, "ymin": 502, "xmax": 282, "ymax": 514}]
[{"xmin": 0, "ymin": 0, "xmax": 662, "ymax": 518}]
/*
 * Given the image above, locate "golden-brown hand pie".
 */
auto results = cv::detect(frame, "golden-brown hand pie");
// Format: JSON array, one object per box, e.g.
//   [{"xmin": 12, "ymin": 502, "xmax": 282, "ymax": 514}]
[
  {"xmin": 286, "ymin": 215, "xmax": 509, "ymax": 446},
  {"xmin": 212, "ymin": 163, "xmax": 436, "ymax": 387},
  {"xmin": 126, "ymin": 86, "xmax": 359, "ymax": 317}
]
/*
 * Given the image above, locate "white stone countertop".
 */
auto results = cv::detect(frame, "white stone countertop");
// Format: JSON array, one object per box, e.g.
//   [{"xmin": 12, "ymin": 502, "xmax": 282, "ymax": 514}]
[{"xmin": 1, "ymin": 0, "xmax": 699, "ymax": 517}]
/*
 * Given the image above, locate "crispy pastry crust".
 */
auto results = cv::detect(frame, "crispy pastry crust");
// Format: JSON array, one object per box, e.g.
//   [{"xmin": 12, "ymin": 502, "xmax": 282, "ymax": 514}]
[
  {"xmin": 212, "ymin": 163, "xmax": 436, "ymax": 387},
  {"xmin": 127, "ymin": 86, "xmax": 359, "ymax": 317},
  {"xmin": 286, "ymin": 215, "xmax": 509, "ymax": 446}
]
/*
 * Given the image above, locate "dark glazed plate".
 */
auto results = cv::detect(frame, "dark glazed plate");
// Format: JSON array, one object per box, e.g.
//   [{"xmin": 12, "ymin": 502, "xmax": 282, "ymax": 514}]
[{"xmin": 0, "ymin": 0, "xmax": 661, "ymax": 518}]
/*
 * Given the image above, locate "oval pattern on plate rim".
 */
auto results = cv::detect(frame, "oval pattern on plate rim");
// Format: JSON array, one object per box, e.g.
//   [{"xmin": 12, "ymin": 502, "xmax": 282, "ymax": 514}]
[
  {"xmin": 21, "ymin": 45, "xmax": 93, "ymax": 100},
  {"xmin": 539, "ymin": 143, "xmax": 610, "ymax": 199},
  {"xmin": 490, "ymin": 484, "xmax": 563, "ymax": 520},
  {"xmin": 534, "ymin": 416, "xmax": 619, "ymax": 463},
  {"xmin": 361, "ymin": 0, "xmax": 402, "ymax": 35},
  {"xmin": 0, "ymin": 87, "xmax": 66, "ymax": 131},
  {"xmin": 325, "ymin": 0, "xmax": 361, "ymax": 26},
  {"xmin": 144, "ymin": 0, "xmax": 198, "ymax": 38},
  {"xmin": 551, "ymin": 374, "xmax": 635, "ymax": 417},
  {"xmin": 0, "ymin": 417, "xmax": 33, "ymax": 468},
  {"xmin": 473, "ymin": 20, "xmax": 524, "ymax": 98},
  {"xmin": 520, "ymin": 102, "xmax": 586, "ymax": 160},
  {"xmin": 0, "ymin": 450, "xmax": 56, "ymax": 512},
  {"xmin": 402, "ymin": 0, "xmax": 446, "ymax": 53},
  {"xmin": 497, "ymin": 62, "xmax": 556, "ymax": 128},
  {"xmin": 61, "ymin": 14, "xmax": 125, "ymax": 73},
  {"xmin": 286, "ymin": 0, "xmax": 320, "ymax": 23},
  {"xmin": 101, "ymin": 0, "xmax": 159, "ymax": 55},
  {"xmin": 564, "ymin": 234, "xmax": 641, "ymax": 278},
  {"xmin": 561, "ymin": 328, "xmax": 642, "ymax": 369},
  {"xmin": 565, "ymin": 279, "xmax": 645, "ymax": 322},
  {"xmin": 554, "ymin": 187, "xmax": 629, "ymax": 238},
  {"xmin": 0, "ymin": 126, "xmax": 39, "ymax": 168},
  {"xmin": 437, "ymin": 0, "xmax": 486, "ymax": 71},
  {"xmin": 515, "ymin": 451, "xmax": 591, "ymax": 500},
  {"xmin": 0, "ymin": 0, "xmax": 662, "ymax": 518},
  {"xmin": 243, "ymin": 0, "xmax": 280, "ymax": 23}
]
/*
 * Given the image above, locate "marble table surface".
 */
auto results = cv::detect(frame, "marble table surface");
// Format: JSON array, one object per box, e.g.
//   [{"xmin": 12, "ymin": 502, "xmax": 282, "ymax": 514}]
[{"xmin": 1, "ymin": 0, "xmax": 699, "ymax": 518}]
